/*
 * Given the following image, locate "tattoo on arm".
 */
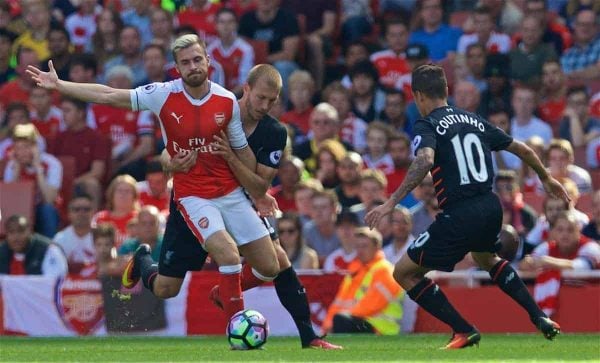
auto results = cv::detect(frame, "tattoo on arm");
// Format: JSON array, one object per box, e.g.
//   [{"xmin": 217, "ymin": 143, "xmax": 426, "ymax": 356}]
[{"xmin": 390, "ymin": 148, "xmax": 434, "ymax": 204}]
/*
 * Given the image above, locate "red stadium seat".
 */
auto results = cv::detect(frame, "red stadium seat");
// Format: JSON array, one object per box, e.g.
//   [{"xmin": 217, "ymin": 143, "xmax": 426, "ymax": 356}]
[
  {"xmin": 591, "ymin": 170, "xmax": 600, "ymax": 190},
  {"xmin": 522, "ymin": 192, "xmax": 545, "ymax": 214},
  {"xmin": 57, "ymin": 155, "xmax": 76, "ymax": 223},
  {"xmin": 0, "ymin": 181, "xmax": 35, "ymax": 237},
  {"xmin": 576, "ymin": 193, "xmax": 593, "ymax": 218}
]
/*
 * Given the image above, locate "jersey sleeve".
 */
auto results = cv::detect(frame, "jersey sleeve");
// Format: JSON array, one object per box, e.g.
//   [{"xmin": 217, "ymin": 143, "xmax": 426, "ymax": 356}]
[
  {"xmin": 412, "ymin": 119, "xmax": 437, "ymax": 156},
  {"xmin": 227, "ymin": 101, "xmax": 248, "ymax": 149},
  {"xmin": 136, "ymin": 110, "xmax": 155, "ymax": 136},
  {"xmin": 256, "ymin": 122, "xmax": 287, "ymax": 169},
  {"xmin": 130, "ymin": 82, "xmax": 170, "ymax": 114},
  {"xmin": 483, "ymin": 119, "xmax": 514, "ymax": 151}
]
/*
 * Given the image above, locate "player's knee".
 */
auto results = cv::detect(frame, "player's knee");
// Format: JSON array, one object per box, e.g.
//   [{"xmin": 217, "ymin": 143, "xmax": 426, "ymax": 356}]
[{"xmin": 275, "ymin": 244, "xmax": 291, "ymax": 270}]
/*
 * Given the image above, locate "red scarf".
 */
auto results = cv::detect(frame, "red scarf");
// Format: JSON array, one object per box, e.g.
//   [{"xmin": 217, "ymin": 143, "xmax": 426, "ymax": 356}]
[{"xmin": 534, "ymin": 237, "xmax": 589, "ymax": 317}]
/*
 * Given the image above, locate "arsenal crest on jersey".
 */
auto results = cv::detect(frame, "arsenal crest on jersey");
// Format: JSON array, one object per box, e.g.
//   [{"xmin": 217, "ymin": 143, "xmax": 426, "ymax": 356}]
[
  {"xmin": 214, "ymin": 112, "xmax": 226, "ymax": 126},
  {"xmin": 55, "ymin": 277, "xmax": 104, "ymax": 335}
]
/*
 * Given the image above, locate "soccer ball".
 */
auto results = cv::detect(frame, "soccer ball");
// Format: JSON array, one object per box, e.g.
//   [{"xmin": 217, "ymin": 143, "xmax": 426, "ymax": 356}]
[{"xmin": 227, "ymin": 309, "xmax": 269, "ymax": 350}]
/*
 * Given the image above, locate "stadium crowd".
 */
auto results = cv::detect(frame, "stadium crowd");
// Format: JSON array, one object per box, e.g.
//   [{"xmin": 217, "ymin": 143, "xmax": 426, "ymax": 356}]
[{"xmin": 0, "ymin": 0, "xmax": 600, "ymax": 332}]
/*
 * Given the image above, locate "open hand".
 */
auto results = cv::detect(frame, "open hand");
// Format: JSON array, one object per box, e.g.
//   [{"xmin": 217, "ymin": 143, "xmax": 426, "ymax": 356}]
[
  {"xmin": 364, "ymin": 200, "xmax": 395, "ymax": 230},
  {"xmin": 254, "ymin": 194, "xmax": 280, "ymax": 217},
  {"xmin": 26, "ymin": 60, "xmax": 59, "ymax": 90},
  {"xmin": 542, "ymin": 177, "xmax": 571, "ymax": 205}
]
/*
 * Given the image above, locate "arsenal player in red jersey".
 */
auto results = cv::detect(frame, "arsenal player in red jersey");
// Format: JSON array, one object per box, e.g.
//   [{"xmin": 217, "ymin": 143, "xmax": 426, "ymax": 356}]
[{"xmin": 27, "ymin": 34, "xmax": 280, "ymax": 321}]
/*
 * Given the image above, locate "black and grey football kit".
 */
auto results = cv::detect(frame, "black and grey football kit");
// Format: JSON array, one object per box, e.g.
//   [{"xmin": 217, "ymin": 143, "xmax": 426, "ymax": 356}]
[{"xmin": 407, "ymin": 105, "xmax": 513, "ymax": 272}]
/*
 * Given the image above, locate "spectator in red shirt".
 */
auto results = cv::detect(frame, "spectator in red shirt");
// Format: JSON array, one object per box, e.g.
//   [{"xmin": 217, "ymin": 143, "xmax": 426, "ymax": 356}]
[
  {"xmin": 323, "ymin": 210, "xmax": 359, "ymax": 272},
  {"xmin": 176, "ymin": 0, "xmax": 221, "ymax": 44},
  {"xmin": 0, "ymin": 102, "xmax": 47, "ymax": 160},
  {"xmin": 538, "ymin": 59, "xmax": 567, "ymax": 127},
  {"xmin": 90, "ymin": 65, "xmax": 154, "ymax": 181},
  {"xmin": 93, "ymin": 174, "xmax": 140, "ymax": 248},
  {"xmin": 363, "ymin": 121, "xmax": 394, "ymax": 175},
  {"xmin": 49, "ymin": 97, "xmax": 110, "ymax": 208},
  {"xmin": 385, "ymin": 132, "xmax": 411, "ymax": 196},
  {"xmin": 207, "ymin": 7, "xmax": 255, "ymax": 96},
  {"xmin": 269, "ymin": 156, "xmax": 304, "ymax": 213},
  {"xmin": 280, "ymin": 70, "xmax": 315, "ymax": 136},
  {"xmin": 3, "ymin": 123, "xmax": 62, "ymax": 237},
  {"xmin": 136, "ymin": 160, "xmax": 170, "ymax": 213},
  {"xmin": 29, "ymin": 86, "xmax": 64, "ymax": 142},
  {"xmin": 370, "ymin": 18, "xmax": 410, "ymax": 89},
  {"xmin": 0, "ymin": 47, "xmax": 39, "ymax": 109}
]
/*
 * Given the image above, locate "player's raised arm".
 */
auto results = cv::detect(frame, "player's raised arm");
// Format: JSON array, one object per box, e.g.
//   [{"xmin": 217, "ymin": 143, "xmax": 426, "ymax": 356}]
[
  {"xmin": 365, "ymin": 147, "xmax": 435, "ymax": 229},
  {"xmin": 505, "ymin": 140, "xmax": 570, "ymax": 203},
  {"xmin": 27, "ymin": 60, "xmax": 132, "ymax": 109}
]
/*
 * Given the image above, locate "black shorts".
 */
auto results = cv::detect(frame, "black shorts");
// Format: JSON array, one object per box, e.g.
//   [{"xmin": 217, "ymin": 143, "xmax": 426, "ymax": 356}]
[
  {"xmin": 158, "ymin": 193, "xmax": 278, "ymax": 278},
  {"xmin": 158, "ymin": 197, "xmax": 209, "ymax": 278},
  {"xmin": 406, "ymin": 192, "xmax": 503, "ymax": 272}
]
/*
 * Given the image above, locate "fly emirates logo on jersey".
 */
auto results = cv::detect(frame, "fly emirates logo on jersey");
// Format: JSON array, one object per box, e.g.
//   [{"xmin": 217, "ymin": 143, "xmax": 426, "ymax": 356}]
[{"xmin": 172, "ymin": 137, "xmax": 218, "ymax": 154}]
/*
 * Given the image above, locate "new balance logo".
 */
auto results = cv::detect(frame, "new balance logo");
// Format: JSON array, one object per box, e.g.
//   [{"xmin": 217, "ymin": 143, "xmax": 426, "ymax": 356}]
[
  {"xmin": 171, "ymin": 112, "xmax": 183, "ymax": 124},
  {"xmin": 505, "ymin": 272, "xmax": 515, "ymax": 284}
]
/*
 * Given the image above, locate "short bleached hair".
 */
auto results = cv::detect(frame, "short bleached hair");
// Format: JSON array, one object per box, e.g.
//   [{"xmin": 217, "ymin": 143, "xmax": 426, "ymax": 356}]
[
  {"xmin": 171, "ymin": 34, "xmax": 206, "ymax": 62},
  {"xmin": 311, "ymin": 102, "xmax": 339, "ymax": 123}
]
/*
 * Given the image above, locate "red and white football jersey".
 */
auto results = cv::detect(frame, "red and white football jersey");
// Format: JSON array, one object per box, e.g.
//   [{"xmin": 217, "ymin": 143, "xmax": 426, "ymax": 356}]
[
  {"xmin": 339, "ymin": 113, "xmax": 367, "ymax": 153},
  {"xmin": 207, "ymin": 37, "xmax": 255, "ymax": 90},
  {"xmin": 130, "ymin": 79, "xmax": 247, "ymax": 199},
  {"xmin": 88, "ymin": 105, "xmax": 154, "ymax": 156},
  {"xmin": 30, "ymin": 106, "xmax": 65, "ymax": 141},
  {"xmin": 370, "ymin": 50, "xmax": 410, "ymax": 88}
]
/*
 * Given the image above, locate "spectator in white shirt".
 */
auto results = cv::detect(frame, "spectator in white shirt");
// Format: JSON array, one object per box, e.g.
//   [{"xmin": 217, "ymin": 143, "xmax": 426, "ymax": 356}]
[
  {"xmin": 383, "ymin": 207, "xmax": 415, "ymax": 264},
  {"xmin": 323, "ymin": 210, "xmax": 359, "ymax": 272},
  {"xmin": 457, "ymin": 5, "xmax": 511, "ymax": 54},
  {"xmin": 511, "ymin": 86, "xmax": 553, "ymax": 143},
  {"xmin": 53, "ymin": 193, "xmax": 96, "ymax": 277}
]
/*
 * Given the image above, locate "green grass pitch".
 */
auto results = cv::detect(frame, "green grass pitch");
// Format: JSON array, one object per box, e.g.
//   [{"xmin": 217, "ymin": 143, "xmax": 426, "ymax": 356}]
[{"xmin": 1, "ymin": 334, "xmax": 599, "ymax": 362}]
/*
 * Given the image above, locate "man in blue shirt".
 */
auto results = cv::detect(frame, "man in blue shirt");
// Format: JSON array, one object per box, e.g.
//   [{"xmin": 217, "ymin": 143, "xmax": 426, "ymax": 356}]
[{"xmin": 408, "ymin": 0, "xmax": 462, "ymax": 61}]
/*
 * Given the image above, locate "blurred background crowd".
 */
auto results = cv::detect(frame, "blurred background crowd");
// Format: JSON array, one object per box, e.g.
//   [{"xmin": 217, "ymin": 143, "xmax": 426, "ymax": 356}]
[{"xmin": 0, "ymin": 0, "xmax": 599, "ymax": 305}]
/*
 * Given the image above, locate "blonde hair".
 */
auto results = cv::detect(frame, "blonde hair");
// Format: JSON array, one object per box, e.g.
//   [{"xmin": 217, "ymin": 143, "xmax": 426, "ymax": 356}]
[
  {"xmin": 295, "ymin": 178, "xmax": 324, "ymax": 194},
  {"xmin": 360, "ymin": 168, "xmax": 388, "ymax": 188},
  {"xmin": 317, "ymin": 139, "xmax": 347, "ymax": 164},
  {"xmin": 247, "ymin": 64, "xmax": 283, "ymax": 92},
  {"xmin": 547, "ymin": 138, "xmax": 574, "ymax": 162},
  {"xmin": 288, "ymin": 70, "xmax": 315, "ymax": 91},
  {"xmin": 105, "ymin": 174, "xmax": 140, "ymax": 211},
  {"xmin": 171, "ymin": 34, "xmax": 206, "ymax": 62},
  {"xmin": 312, "ymin": 102, "xmax": 339, "ymax": 123}
]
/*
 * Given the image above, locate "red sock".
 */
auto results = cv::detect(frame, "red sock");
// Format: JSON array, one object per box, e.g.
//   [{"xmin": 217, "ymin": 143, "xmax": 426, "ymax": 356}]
[
  {"xmin": 241, "ymin": 263, "xmax": 267, "ymax": 291},
  {"xmin": 219, "ymin": 271, "xmax": 244, "ymax": 320}
]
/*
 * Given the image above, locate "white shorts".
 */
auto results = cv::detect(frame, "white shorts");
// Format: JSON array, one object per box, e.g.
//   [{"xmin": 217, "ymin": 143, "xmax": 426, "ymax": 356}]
[{"xmin": 176, "ymin": 187, "xmax": 269, "ymax": 247}]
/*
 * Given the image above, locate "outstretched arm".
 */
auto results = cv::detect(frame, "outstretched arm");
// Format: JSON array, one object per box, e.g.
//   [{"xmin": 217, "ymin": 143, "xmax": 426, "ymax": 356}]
[
  {"xmin": 365, "ymin": 147, "xmax": 435, "ymax": 229},
  {"xmin": 27, "ymin": 60, "xmax": 132, "ymax": 109},
  {"xmin": 505, "ymin": 140, "xmax": 570, "ymax": 203}
]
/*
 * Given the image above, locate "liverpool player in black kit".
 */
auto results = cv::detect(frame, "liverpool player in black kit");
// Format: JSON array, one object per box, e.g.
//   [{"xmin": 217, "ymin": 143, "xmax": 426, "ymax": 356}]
[
  {"xmin": 366, "ymin": 65, "xmax": 568, "ymax": 349},
  {"xmin": 123, "ymin": 64, "xmax": 341, "ymax": 349}
]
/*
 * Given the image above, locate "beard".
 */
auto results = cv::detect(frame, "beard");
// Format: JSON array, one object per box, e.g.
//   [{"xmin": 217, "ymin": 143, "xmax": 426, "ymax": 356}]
[{"xmin": 182, "ymin": 71, "xmax": 207, "ymax": 87}]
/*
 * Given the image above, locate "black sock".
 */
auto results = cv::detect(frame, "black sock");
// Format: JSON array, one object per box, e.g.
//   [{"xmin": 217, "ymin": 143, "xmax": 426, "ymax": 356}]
[
  {"xmin": 489, "ymin": 260, "xmax": 545, "ymax": 321},
  {"xmin": 273, "ymin": 266, "xmax": 317, "ymax": 347},
  {"xmin": 407, "ymin": 278, "xmax": 473, "ymax": 334},
  {"xmin": 139, "ymin": 253, "xmax": 158, "ymax": 292}
]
